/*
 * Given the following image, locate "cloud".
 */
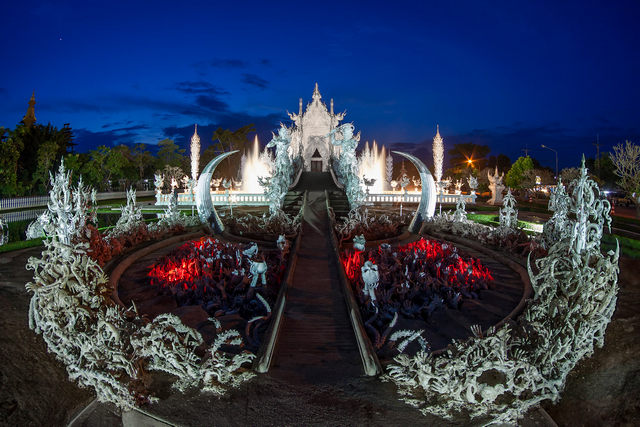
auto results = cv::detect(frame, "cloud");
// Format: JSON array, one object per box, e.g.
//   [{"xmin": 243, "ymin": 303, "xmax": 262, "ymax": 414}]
[
  {"xmin": 242, "ymin": 73, "xmax": 269, "ymax": 89},
  {"xmin": 74, "ymin": 125, "xmax": 150, "ymax": 151},
  {"xmin": 194, "ymin": 95, "xmax": 229, "ymax": 112},
  {"xmin": 207, "ymin": 58, "xmax": 248, "ymax": 68},
  {"xmin": 174, "ymin": 81, "xmax": 229, "ymax": 95},
  {"xmin": 162, "ymin": 112, "xmax": 284, "ymax": 150}
]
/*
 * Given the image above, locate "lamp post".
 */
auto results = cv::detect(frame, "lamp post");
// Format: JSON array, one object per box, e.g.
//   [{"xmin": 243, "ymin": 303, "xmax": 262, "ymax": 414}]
[{"xmin": 541, "ymin": 144, "xmax": 558, "ymax": 180}]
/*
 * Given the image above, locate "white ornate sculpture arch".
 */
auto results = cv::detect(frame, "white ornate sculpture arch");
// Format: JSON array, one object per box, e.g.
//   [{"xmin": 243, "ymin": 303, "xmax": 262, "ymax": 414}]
[
  {"xmin": 392, "ymin": 151, "xmax": 437, "ymax": 232},
  {"xmin": 195, "ymin": 151, "xmax": 238, "ymax": 233}
]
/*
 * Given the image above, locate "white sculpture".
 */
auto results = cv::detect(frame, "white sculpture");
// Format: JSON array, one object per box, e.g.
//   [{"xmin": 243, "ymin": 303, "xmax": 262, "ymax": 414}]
[
  {"xmin": 353, "ymin": 234, "xmax": 366, "ymax": 251},
  {"xmin": 487, "ymin": 166, "xmax": 505, "ymax": 205},
  {"xmin": 329, "ymin": 123, "xmax": 365, "ymax": 209},
  {"xmin": 154, "ymin": 173, "xmax": 164, "ymax": 194},
  {"xmin": 453, "ymin": 195, "xmax": 467, "ymax": 222},
  {"xmin": 190, "ymin": 124, "xmax": 200, "ymax": 182},
  {"xmin": 499, "ymin": 189, "xmax": 518, "ymax": 229},
  {"xmin": 25, "ymin": 161, "xmax": 255, "ymax": 409},
  {"xmin": 454, "ymin": 179, "xmax": 462, "ymax": 195},
  {"xmin": 542, "ymin": 178, "xmax": 570, "ymax": 248},
  {"xmin": 386, "ymin": 154, "xmax": 394, "ymax": 190},
  {"xmin": 0, "ymin": 218, "xmax": 7, "ymax": 246},
  {"xmin": 263, "ymin": 124, "xmax": 294, "ymax": 215},
  {"xmin": 467, "ymin": 175, "xmax": 478, "ymax": 195},
  {"xmin": 361, "ymin": 261, "xmax": 379, "ymax": 304},
  {"xmin": 249, "ymin": 259, "xmax": 268, "ymax": 287},
  {"xmin": 110, "ymin": 188, "xmax": 143, "ymax": 237},
  {"xmin": 385, "ymin": 158, "xmax": 619, "ymax": 424},
  {"xmin": 432, "ymin": 125, "xmax": 444, "ymax": 183}
]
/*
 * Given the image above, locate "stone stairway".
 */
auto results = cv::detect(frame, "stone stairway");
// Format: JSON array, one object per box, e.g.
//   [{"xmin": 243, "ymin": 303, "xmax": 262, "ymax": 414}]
[{"xmin": 269, "ymin": 190, "xmax": 362, "ymax": 383}]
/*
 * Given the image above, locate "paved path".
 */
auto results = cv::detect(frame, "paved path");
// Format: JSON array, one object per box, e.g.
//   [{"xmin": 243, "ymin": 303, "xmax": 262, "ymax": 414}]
[{"xmin": 269, "ymin": 190, "xmax": 363, "ymax": 383}]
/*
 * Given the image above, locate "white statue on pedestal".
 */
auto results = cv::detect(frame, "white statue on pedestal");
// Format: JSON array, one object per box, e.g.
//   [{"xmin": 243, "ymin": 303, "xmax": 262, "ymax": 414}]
[
  {"xmin": 467, "ymin": 175, "xmax": 478, "ymax": 195},
  {"xmin": 487, "ymin": 167, "xmax": 505, "ymax": 205}
]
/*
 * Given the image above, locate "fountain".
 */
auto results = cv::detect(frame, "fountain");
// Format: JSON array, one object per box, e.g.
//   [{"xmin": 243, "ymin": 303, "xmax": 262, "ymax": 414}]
[
  {"xmin": 357, "ymin": 141, "xmax": 387, "ymax": 193},
  {"xmin": 241, "ymin": 136, "xmax": 274, "ymax": 193}
]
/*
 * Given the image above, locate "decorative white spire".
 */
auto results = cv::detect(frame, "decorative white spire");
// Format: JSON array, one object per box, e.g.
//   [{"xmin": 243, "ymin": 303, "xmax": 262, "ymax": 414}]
[
  {"xmin": 312, "ymin": 82, "xmax": 321, "ymax": 102},
  {"xmin": 190, "ymin": 124, "xmax": 200, "ymax": 181},
  {"xmin": 433, "ymin": 124, "xmax": 444, "ymax": 182}
]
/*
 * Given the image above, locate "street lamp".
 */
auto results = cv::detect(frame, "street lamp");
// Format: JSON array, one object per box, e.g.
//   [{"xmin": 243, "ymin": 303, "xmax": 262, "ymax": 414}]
[{"xmin": 541, "ymin": 144, "xmax": 558, "ymax": 180}]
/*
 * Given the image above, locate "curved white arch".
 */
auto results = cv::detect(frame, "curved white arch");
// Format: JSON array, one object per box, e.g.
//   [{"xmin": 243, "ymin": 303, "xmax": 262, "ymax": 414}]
[
  {"xmin": 392, "ymin": 151, "xmax": 437, "ymax": 233},
  {"xmin": 195, "ymin": 150, "xmax": 239, "ymax": 233}
]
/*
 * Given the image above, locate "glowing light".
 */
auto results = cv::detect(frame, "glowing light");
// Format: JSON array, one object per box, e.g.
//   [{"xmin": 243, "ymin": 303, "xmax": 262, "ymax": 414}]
[
  {"xmin": 358, "ymin": 140, "xmax": 387, "ymax": 193},
  {"xmin": 241, "ymin": 136, "xmax": 274, "ymax": 193},
  {"xmin": 341, "ymin": 238, "xmax": 493, "ymax": 288}
]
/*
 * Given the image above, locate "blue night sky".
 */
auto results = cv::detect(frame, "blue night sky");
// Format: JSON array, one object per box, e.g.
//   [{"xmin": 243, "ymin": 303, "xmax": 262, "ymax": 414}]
[{"xmin": 1, "ymin": 0, "xmax": 638, "ymax": 170}]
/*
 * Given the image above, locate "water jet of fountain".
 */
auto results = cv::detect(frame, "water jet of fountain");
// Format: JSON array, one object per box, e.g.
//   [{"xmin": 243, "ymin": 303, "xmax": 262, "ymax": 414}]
[{"xmin": 241, "ymin": 136, "xmax": 274, "ymax": 193}]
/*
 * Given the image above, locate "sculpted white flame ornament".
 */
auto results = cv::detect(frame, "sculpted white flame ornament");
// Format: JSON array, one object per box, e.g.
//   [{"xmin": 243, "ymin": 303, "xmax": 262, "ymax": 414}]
[{"xmin": 386, "ymin": 157, "xmax": 619, "ymax": 424}]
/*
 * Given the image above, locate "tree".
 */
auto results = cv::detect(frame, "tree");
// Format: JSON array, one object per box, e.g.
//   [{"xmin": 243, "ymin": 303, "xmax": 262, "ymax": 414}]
[
  {"xmin": 448, "ymin": 143, "xmax": 491, "ymax": 172},
  {"xmin": 505, "ymin": 156, "xmax": 534, "ymax": 189},
  {"xmin": 487, "ymin": 154, "xmax": 511, "ymax": 172},
  {"xmin": 157, "ymin": 139, "xmax": 186, "ymax": 168},
  {"xmin": 203, "ymin": 124, "xmax": 255, "ymax": 177},
  {"xmin": 32, "ymin": 140, "xmax": 59, "ymax": 192},
  {"xmin": 0, "ymin": 127, "xmax": 23, "ymax": 196},
  {"xmin": 131, "ymin": 143, "xmax": 154, "ymax": 182},
  {"xmin": 611, "ymin": 140, "xmax": 640, "ymax": 216}
]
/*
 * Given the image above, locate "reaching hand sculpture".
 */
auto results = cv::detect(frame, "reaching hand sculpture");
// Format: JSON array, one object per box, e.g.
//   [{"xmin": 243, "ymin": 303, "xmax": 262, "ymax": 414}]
[{"xmin": 329, "ymin": 123, "xmax": 364, "ymax": 209}]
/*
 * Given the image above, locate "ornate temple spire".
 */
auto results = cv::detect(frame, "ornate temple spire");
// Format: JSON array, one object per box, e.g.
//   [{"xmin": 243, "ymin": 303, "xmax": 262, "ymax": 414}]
[
  {"xmin": 433, "ymin": 124, "xmax": 444, "ymax": 182},
  {"xmin": 23, "ymin": 91, "xmax": 36, "ymax": 128},
  {"xmin": 330, "ymin": 98, "xmax": 334, "ymax": 114},
  {"xmin": 299, "ymin": 98, "xmax": 303, "ymax": 115},
  {"xmin": 312, "ymin": 82, "xmax": 321, "ymax": 102},
  {"xmin": 190, "ymin": 124, "xmax": 200, "ymax": 181}
]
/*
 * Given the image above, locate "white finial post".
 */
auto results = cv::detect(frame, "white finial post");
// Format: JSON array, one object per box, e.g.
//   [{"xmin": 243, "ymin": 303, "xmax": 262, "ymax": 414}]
[
  {"xmin": 190, "ymin": 124, "xmax": 200, "ymax": 182},
  {"xmin": 433, "ymin": 124, "xmax": 444, "ymax": 184}
]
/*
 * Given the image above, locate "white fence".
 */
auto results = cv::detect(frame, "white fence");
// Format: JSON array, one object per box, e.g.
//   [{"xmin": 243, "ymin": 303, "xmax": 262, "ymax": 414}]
[
  {"xmin": 365, "ymin": 193, "xmax": 477, "ymax": 204},
  {"xmin": 155, "ymin": 191, "xmax": 477, "ymax": 207},
  {"xmin": 0, "ymin": 190, "xmax": 156, "ymax": 211},
  {"xmin": 0, "ymin": 209, "xmax": 46, "ymax": 223},
  {"xmin": 155, "ymin": 192, "xmax": 270, "ymax": 207}
]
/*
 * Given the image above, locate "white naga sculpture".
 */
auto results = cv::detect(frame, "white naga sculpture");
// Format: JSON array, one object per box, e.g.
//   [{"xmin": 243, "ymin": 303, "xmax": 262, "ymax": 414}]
[
  {"xmin": 487, "ymin": 166, "xmax": 506, "ymax": 205},
  {"xmin": 386, "ymin": 157, "xmax": 619, "ymax": 424},
  {"xmin": 263, "ymin": 124, "xmax": 294, "ymax": 215},
  {"xmin": 25, "ymin": 161, "xmax": 254, "ymax": 409},
  {"xmin": 329, "ymin": 123, "xmax": 365, "ymax": 209},
  {"xmin": 499, "ymin": 188, "xmax": 518, "ymax": 229}
]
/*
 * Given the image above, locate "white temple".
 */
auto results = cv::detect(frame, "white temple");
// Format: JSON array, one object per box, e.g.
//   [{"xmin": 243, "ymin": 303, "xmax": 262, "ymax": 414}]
[{"xmin": 288, "ymin": 83, "xmax": 345, "ymax": 172}]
